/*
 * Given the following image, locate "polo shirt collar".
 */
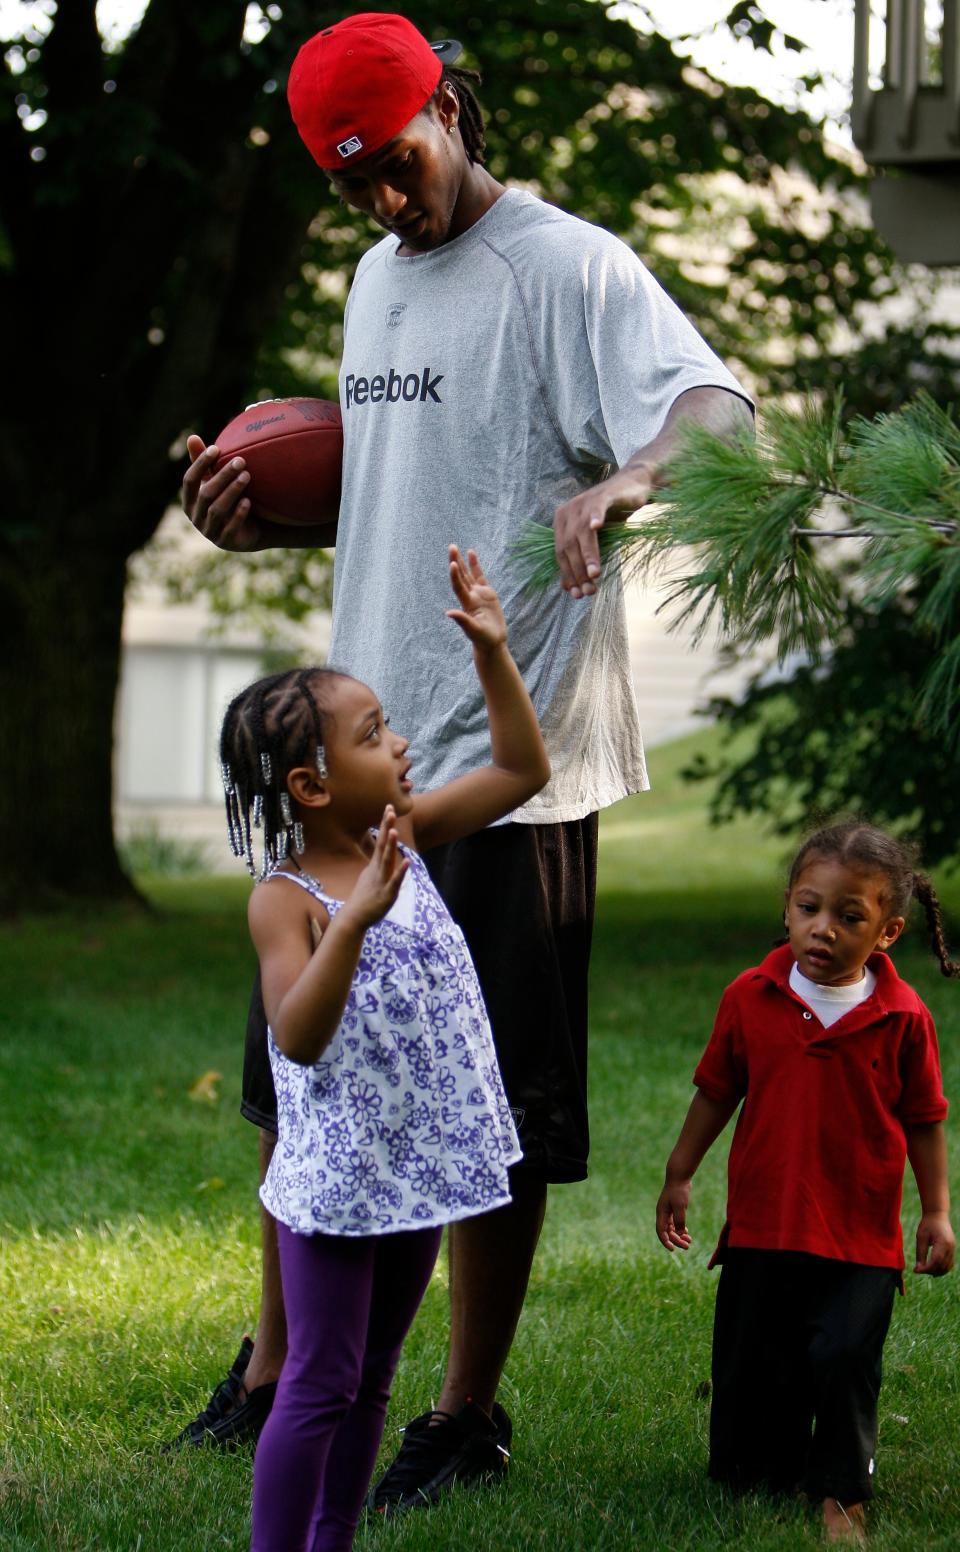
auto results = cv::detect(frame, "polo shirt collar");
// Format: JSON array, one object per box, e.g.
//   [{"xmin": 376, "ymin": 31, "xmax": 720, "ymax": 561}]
[{"xmin": 753, "ymin": 942, "xmax": 917, "ymax": 1015}]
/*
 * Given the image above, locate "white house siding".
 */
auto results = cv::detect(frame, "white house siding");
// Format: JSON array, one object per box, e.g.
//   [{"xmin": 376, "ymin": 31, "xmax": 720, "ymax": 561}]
[{"xmin": 624, "ymin": 578, "xmax": 750, "ymax": 748}]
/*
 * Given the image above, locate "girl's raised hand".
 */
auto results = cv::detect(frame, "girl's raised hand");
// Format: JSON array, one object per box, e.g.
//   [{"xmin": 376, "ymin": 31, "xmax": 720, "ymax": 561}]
[
  {"xmin": 342, "ymin": 807, "xmax": 409, "ymax": 930},
  {"xmin": 446, "ymin": 545, "xmax": 507, "ymax": 654}
]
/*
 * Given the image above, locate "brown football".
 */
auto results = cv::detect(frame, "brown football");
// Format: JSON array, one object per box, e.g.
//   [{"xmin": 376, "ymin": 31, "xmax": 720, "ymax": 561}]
[{"xmin": 213, "ymin": 397, "xmax": 342, "ymax": 526}]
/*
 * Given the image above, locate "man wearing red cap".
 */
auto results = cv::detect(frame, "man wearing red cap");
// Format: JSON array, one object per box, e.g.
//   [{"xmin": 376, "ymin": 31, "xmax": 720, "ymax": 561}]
[{"xmin": 181, "ymin": 8, "xmax": 752, "ymax": 1516}]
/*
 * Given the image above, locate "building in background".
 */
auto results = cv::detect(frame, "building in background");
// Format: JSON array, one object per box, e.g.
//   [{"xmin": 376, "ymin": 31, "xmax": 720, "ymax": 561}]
[{"xmin": 853, "ymin": 0, "xmax": 960, "ymax": 265}]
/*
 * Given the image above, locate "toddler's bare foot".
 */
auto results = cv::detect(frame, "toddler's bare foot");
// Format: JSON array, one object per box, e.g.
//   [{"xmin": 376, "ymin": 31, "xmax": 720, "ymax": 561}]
[{"xmin": 822, "ymin": 1498, "xmax": 866, "ymax": 1544}]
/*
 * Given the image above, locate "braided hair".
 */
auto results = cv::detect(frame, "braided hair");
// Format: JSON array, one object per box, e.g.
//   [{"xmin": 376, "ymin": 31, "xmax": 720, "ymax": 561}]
[
  {"xmin": 787, "ymin": 821, "xmax": 960, "ymax": 978},
  {"xmin": 219, "ymin": 666, "xmax": 348, "ymax": 879},
  {"xmin": 428, "ymin": 64, "xmax": 487, "ymax": 165}
]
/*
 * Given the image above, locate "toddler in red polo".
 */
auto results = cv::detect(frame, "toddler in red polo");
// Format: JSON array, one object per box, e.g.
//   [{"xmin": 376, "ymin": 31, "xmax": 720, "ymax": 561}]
[{"xmin": 656, "ymin": 822, "xmax": 956, "ymax": 1546}]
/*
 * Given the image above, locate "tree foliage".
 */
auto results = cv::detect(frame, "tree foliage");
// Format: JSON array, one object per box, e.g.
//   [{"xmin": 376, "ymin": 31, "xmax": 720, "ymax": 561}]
[
  {"xmin": 683, "ymin": 390, "xmax": 960, "ymax": 862},
  {"xmin": 684, "ymin": 593, "xmax": 960, "ymax": 869}
]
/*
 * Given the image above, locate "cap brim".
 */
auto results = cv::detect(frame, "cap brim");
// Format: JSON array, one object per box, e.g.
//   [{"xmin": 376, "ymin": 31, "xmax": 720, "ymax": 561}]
[{"xmin": 430, "ymin": 38, "xmax": 463, "ymax": 66}]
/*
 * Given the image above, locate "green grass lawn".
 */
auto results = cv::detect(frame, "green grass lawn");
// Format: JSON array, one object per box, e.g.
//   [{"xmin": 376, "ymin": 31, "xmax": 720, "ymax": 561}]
[{"xmin": 2, "ymin": 733, "xmax": 958, "ymax": 1550}]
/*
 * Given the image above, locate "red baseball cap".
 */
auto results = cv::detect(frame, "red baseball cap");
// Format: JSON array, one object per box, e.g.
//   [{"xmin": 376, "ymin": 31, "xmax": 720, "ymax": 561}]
[{"xmin": 287, "ymin": 12, "xmax": 462, "ymax": 169}]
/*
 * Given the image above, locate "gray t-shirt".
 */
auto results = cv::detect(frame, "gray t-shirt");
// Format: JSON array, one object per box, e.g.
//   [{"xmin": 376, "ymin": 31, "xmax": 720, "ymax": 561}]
[{"xmin": 329, "ymin": 188, "xmax": 748, "ymax": 823}]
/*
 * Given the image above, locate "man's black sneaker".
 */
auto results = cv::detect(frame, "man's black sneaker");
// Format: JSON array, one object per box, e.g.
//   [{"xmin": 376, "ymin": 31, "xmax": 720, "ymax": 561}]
[
  {"xmin": 164, "ymin": 1337, "xmax": 277, "ymax": 1451},
  {"xmin": 367, "ymin": 1400, "xmax": 512, "ymax": 1512}
]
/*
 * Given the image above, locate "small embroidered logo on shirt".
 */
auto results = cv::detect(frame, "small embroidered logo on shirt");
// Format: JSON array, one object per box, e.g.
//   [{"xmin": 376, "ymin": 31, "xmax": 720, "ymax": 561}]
[
  {"xmin": 386, "ymin": 302, "xmax": 408, "ymax": 329},
  {"xmin": 337, "ymin": 135, "xmax": 363, "ymax": 158}
]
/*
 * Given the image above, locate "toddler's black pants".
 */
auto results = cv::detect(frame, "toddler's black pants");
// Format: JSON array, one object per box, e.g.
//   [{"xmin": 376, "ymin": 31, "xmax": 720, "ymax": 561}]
[{"xmin": 709, "ymin": 1248, "xmax": 900, "ymax": 1504}]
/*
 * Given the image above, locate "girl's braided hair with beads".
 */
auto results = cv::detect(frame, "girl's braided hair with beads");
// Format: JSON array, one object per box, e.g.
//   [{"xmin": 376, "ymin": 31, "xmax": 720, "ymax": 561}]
[
  {"xmin": 429, "ymin": 64, "xmax": 487, "ymax": 164},
  {"xmin": 788, "ymin": 821, "xmax": 960, "ymax": 978},
  {"xmin": 220, "ymin": 667, "xmax": 349, "ymax": 879}
]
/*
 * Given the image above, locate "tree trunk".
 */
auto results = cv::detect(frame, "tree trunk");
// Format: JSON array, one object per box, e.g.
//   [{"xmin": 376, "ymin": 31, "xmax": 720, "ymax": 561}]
[{"xmin": 0, "ymin": 540, "xmax": 142, "ymax": 913}]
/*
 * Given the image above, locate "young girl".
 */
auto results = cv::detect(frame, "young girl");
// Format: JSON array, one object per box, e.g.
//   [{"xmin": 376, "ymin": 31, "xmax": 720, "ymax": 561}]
[
  {"xmin": 220, "ymin": 547, "xmax": 549, "ymax": 1552},
  {"xmin": 656, "ymin": 822, "xmax": 957, "ymax": 1545}
]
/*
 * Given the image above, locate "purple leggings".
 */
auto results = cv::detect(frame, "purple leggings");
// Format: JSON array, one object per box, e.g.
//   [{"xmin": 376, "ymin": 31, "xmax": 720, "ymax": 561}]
[{"xmin": 251, "ymin": 1221, "xmax": 442, "ymax": 1552}]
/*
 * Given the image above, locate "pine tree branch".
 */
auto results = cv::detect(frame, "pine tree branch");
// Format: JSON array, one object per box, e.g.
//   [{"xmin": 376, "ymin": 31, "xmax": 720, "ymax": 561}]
[
  {"xmin": 792, "ymin": 529, "xmax": 874, "ymax": 539},
  {"xmin": 514, "ymin": 395, "xmax": 960, "ymax": 697},
  {"xmin": 768, "ymin": 475, "xmax": 957, "ymax": 533}
]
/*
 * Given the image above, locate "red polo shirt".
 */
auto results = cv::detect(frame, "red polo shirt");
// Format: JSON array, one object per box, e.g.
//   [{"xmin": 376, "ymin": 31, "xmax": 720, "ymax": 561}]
[{"xmin": 694, "ymin": 945, "xmax": 948, "ymax": 1271}]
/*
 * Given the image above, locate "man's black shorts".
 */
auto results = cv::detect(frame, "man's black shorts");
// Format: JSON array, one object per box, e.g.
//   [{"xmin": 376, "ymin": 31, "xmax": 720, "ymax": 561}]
[{"xmin": 240, "ymin": 815, "xmax": 599, "ymax": 1183}]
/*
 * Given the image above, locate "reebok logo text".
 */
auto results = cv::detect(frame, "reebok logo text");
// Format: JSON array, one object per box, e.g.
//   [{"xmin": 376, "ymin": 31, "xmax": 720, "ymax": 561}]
[{"xmin": 345, "ymin": 366, "xmax": 444, "ymax": 409}]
